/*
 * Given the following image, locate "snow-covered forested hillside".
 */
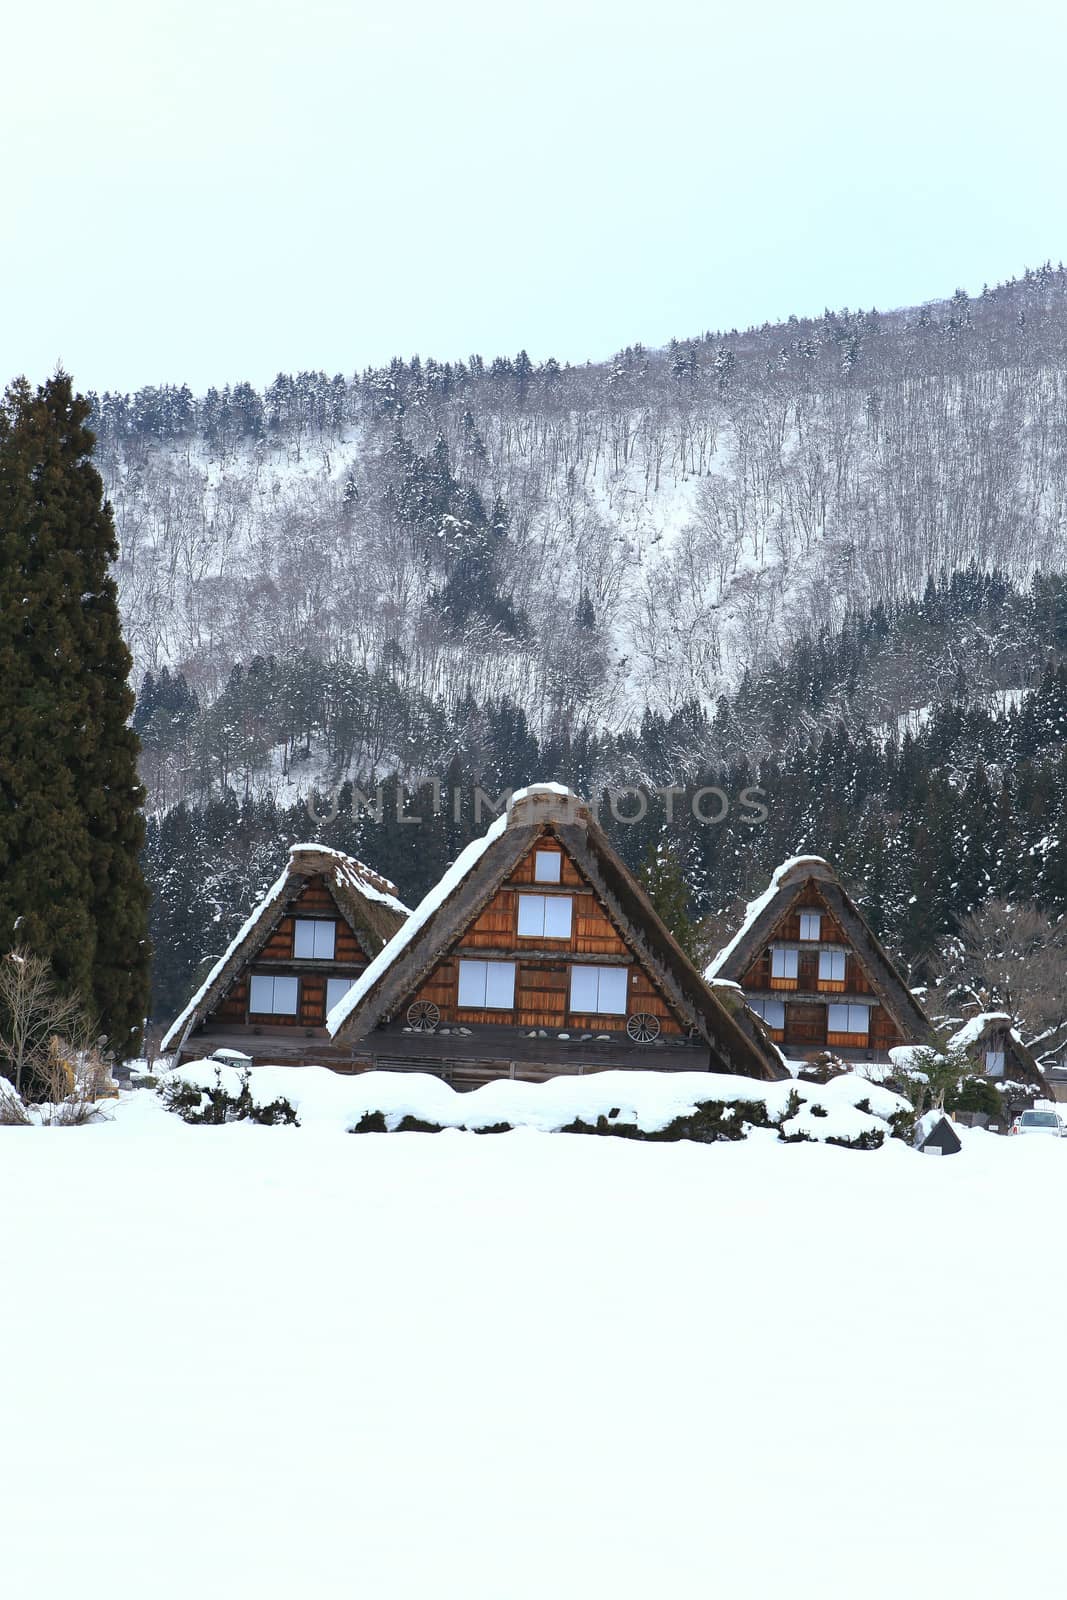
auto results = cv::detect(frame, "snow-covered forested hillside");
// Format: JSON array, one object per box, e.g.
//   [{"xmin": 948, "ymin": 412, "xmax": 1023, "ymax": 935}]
[
  {"xmin": 102, "ymin": 262, "xmax": 1067, "ymax": 795},
  {"xmin": 93, "ymin": 263, "xmax": 1067, "ymax": 1044}
]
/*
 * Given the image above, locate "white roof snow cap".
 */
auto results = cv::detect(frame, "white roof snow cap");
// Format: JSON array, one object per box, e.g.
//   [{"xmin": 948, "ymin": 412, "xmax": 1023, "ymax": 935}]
[
  {"xmin": 326, "ymin": 784, "xmax": 583, "ymax": 1036},
  {"xmin": 704, "ymin": 855, "xmax": 831, "ymax": 979}
]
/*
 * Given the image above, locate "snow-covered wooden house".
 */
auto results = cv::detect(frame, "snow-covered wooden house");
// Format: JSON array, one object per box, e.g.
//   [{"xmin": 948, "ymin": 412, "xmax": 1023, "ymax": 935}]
[
  {"xmin": 326, "ymin": 785, "xmax": 788, "ymax": 1088},
  {"xmin": 945, "ymin": 1011, "xmax": 1047, "ymax": 1092},
  {"xmin": 706, "ymin": 856, "xmax": 932, "ymax": 1065},
  {"xmin": 162, "ymin": 845, "xmax": 409, "ymax": 1067}
]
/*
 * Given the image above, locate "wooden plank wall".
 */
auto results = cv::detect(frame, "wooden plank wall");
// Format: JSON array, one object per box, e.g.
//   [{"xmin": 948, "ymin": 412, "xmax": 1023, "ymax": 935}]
[
  {"xmin": 202, "ymin": 875, "xmax": 367, "ymax": 1029},
  {"xmin": 403, "ymin": 836, "xmax": 683, "ymax": 1033}
]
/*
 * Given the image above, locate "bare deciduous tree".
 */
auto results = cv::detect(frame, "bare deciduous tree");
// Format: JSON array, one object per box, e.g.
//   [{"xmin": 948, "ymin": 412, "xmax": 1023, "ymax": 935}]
[
  {"xmin": 935, "ymin": 900, "xmax": 1067, "ymax": 1053},
  {"xmin": 0, "ymin": 950, "xmax": 86, "ymax": 1099}
]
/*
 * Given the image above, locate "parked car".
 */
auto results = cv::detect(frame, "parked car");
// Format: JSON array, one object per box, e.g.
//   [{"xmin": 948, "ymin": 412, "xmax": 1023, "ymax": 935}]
[{"xmin": 1010, "ymin": 1109, "xmax": 1066, "ymax": 1137}]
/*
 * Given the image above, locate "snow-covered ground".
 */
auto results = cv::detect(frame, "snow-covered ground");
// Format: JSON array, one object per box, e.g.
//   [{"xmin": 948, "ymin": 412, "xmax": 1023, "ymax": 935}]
[{"xmin": 2, "ymin": 1085, "xmax": 1065, "ymax": 1599}]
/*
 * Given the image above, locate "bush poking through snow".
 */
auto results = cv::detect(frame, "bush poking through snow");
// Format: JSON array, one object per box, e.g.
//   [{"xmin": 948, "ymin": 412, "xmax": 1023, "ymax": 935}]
[
  {"xmin": 349, "ymin": 1083, "xmax": 906, "ymax": 1148},
  {"xmin": 161, "ymin": 1068, "xmax": 298, "ymax": 1126},
  {"xmin": 557, "ymin": 1097, "xmax": 777, "ymax": 1144},
  {"xmin": 0, "ymin": 1078, "xmax": 31, "ymax": 1126},
  {"xmin": 947, "ymin": 1076, "xmax": 1004, "ymax": 1121}
]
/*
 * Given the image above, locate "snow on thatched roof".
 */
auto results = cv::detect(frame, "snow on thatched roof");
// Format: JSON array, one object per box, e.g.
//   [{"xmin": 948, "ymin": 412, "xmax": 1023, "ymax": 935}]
[
  {"xmin": 946, "ymin": 1011, "xmax": 1013, "ymax": 1052},
  {"xmin": 326, "ymin": 784, "xmax": 787, "ymax": 1081},
  {"xmin": 704, "ymin": 853, "xmax": 933, "ymax": 1046},
  {"xmin": 704, "ymin": 856, "xmax": 830, "ymax": 979},
  {"xmin": 326, "ymin": 785, "xmax": 586, "ymax": 1037},
  {"xmin": 161, "ymin": 844, "xmax": 408, "ymax": 1054}
]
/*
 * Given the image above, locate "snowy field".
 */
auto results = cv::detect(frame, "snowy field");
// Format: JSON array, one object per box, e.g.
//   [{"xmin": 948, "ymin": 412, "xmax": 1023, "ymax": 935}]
[{"xmin": 3, "ymin": 1084, "xmax": 1066, "ymax": 1599}]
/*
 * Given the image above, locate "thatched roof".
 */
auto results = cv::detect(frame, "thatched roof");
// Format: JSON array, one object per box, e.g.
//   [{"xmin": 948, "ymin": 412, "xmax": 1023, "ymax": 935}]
[
  {"xmin": 946, "ymin": 1011, "xmax": 1048, "ymax": 1090},
  {"xmin": 161, "ymin": 844, "xmax": 408, "ymax": 1055},
  {"xmin": 328, "ymin": 785, "xmax": 788, "ymax": 1081},
  {"xmin": 707, "ymin": 855, "xmax": 933, "ymax": 1045}
]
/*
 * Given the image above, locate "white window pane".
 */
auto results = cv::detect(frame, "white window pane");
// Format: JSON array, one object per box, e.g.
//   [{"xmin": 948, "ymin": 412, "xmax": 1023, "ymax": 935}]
[
  {"xmin": 457, "ymin": 959, "xmax": 488, "ymax": 1007},
  {"xmin": 313, "ymin": 921, "xmax": 336, "ymax": 959},
  {"xmin": 484, "ymin": 962, "xmax": 516, "ymax": 1009},
  {"xmin": 771, "ymin": 947, "xmax": 798, "ymax": 978},
  {"xmin": 985, "ymin": 1049, "xmax": 1004, "ymax": 1076},
  {"xmin": 569, "ymin": 966, "xmax": 600, "ymax": 1013},
  {"xmin": 535, "ymin": 850, "xmax": 561, "ymax": 883},
  {"xmin": 517, "ymin": 895, "xmax": 545, "ymax": 936},
  {"xmin": 597, "ymin": 967, "xmax": 629, "ymax": 1015},
  {"xmin": 272, "ymin": 976, "xmax": 299, "ymax": 1015},
  {"xmin": 765, "ymin": 999, "xmax": 785, "ymax": 1030},
  {"xmin": 293, "ymin": 919, "xmax": 316, "ymax": 957},
  {"xmin": 827, "ymin": 1004, "xmax": 850, "ymax": 1033},
  {"xmin": 326, "ymin": 977, "xmax": 353, "ymax": 1012},
  {"xmin": 819, "ymin": 950, "xmax": 845, "ymax": 980},
  {"xmin": 543, "ymin": 897, "xmax": 573, "ymax": 938},
  {"xmin": 848, "ymin": 1005, "xmax": 869, "ymax": 1036},
  {"xmin": 800, "ymin": 912, "xmax": 821, "ymax": 940},
  {"xmin": 249, "ymin": 975, "xmax": 274, "ymax": 1012}
]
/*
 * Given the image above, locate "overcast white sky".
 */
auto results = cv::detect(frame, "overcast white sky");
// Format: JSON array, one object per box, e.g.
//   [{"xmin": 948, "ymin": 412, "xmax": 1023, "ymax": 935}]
[{"xmin": 3, "ymin": 0, "xmax": 1064, "ymax": 392}]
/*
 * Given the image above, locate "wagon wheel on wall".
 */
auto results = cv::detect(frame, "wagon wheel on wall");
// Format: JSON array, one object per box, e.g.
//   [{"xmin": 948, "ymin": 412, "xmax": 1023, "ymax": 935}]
[
  {"xmin": 626, "ymin": 1012, "xmax": 661, "ymax": 1043},
  {"xmin": 406, "ymin": 1000, "xmax": 441, "ymax": 1032}
]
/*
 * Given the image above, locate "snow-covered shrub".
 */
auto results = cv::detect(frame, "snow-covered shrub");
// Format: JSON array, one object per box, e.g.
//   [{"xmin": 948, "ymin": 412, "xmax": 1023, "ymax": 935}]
[
  {"xmin": 555, "ymin": 1096, "xmax": 778, "ymax": 1144},
  {"xmin": 348, "ymin": 1075, "xmax": 913, "ymax": 1149},
  {"xmin": 795, "ymin": 1052, "xmax": 852, "ymax": 1085},
  {"xmin": 0, "ymin": 1077, "xmax": 30, "ymax": 1126},
  {"xmin": 161, "ymin": 1067, "xmax": 298, "ymax": 1126},
  {"xmin": 947, "ymin": 1076, "xmax": 1003, "ymax": 1121}
]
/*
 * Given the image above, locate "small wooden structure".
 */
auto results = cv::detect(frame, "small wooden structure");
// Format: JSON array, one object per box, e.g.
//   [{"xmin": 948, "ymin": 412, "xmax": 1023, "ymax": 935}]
[
  {"xmin": 162, "ymin": 845, "xmax": 409, "ymax": 1066},
  {"xmin": 327, "ymin": 785, "xmax": 788, "ymax": 1088},
  {"xmin": 946, "ymin": 1011, "xmax": 1048, "ymax": 1094},
  {"xmin": 707, "ymin": 856, "xmax": 933, "ymax": 1065}
]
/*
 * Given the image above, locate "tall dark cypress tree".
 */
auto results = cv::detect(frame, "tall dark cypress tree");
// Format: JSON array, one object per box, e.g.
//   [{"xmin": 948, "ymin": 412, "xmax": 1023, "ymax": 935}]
[{"xmin": 0, "ymin": 374, "xmax": 150, "ymax": 1053}]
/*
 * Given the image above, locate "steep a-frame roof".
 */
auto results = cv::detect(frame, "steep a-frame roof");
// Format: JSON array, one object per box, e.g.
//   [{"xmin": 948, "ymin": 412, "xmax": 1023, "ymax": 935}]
[
  {"xmin": 328, "ymin": 784, "xmax": 788, "ymax": 1081},
  {"xmin": 161, "ymin": 844, "xmax": 409, "ymax": 1054},
  {"xmin": 706, "ymin": 855, "xmax": 933, "ymax": 1045},
  {"xmin": 946, "ymin": 1011, "xmax": 1048, "ymax": 1091}
]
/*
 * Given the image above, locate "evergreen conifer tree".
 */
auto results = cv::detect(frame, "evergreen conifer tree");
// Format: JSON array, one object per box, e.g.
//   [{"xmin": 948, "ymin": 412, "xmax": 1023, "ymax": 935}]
[
  {"xmin": 0, "ymin": 374, "xmax": 150, "ymax": 1053},
  {"xmin": 639, "ymin": 837, "xmax": 697, "ymax": 960}
]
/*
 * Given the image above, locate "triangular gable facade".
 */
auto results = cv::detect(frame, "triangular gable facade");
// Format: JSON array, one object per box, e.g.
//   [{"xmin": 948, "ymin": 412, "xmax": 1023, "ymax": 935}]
[
  {"xmin": 707, "ymin": 856, "xmax": 932, "ymax": 1064},
  {"xmin": 946, "ymin": 1011, "xmax": 1048, "ymax": 1093},
  {"xmin": 162, "ymin": 844, "xmax": 408, "ymax": 1065},
  {"xmin": 328, "ymin": 785, "xmax": 787, "ymax": 1087}
]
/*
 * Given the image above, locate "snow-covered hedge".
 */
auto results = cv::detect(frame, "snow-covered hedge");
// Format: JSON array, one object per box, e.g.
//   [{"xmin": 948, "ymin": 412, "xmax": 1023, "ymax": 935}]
[{"xmin": 159, "ymin": 1063, "xmax": 914, "ymax": 1148}]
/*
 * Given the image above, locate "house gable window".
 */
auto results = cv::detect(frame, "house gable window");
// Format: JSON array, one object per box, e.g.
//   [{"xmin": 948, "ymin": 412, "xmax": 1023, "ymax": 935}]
[
  {"xmin": 294, "ymin": 918, "xmax": 336, "ymax": 959},
  {"xmin": 818, "ymin": 950, "xmax": 846, "ymax": 983},
  {"xmin": 748, "ymin": 997, "xmax": 786, "ymax": 1031},
  {"xmin": 827, "ymin": 1002, "xmax": 870, "ymax": 1040},
  {"xmin": 534, "ymin": 849, "xmax": 562, "ymax": 884},
  {"xmin": 799, "ymin": 911, "xmax": 822, "ymax": 941},
  {"xmin": 770, "ymin": 946, "xmax": 798, "ymax": 981},
  {"xmin": 326, "ymin": 977, "xmax": 355, "ymax": 1014},
  {"xmin": 517, "ymin": 893, "xmax": 573, "ymax": 939},
  {"xmin": 457, "ymin": 959, "xmax": 517, "ymax": 1010},
  {"xmin": 569, "ymin": 964, "xmax": 628, "ymax": 1016},
  {"xmin": 985, "ymin": 1048, "xmax": 1005, "ymax": 1077},
  {"xmin": 249, "ymin": 974, "xmax": 299, "ymax": 1015}
]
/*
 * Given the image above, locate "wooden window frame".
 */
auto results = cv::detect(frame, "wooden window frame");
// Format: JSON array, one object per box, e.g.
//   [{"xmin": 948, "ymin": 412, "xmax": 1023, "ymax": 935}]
[
  {"xmin": 248, "ymin": 973, "xmax": 299, "ymax": 1016},
  {"xmin": 533, "ymin": 849, "xmax": 562, "ymax": 884},
  {"xmin": 568, "ymin": 964, "xmax": 629, "ymax": 1017},
  {"xmin": 827, "ymin": 1001, "xmax": 870, "ymax": 1044},
  {"xmin": 457, "ymin": 958, "xmax": 517, "ymax": 1010},
  {"xmin": 517, "ymin": 893, "xmax": 573, "ymax": 940},
  {"xmin": 293, "ymin": 918, "xmax": 337, "ymax": 960},
  {"xmin": 770, "ymin": 946, "xmax": 798, "ymax": 990}
]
